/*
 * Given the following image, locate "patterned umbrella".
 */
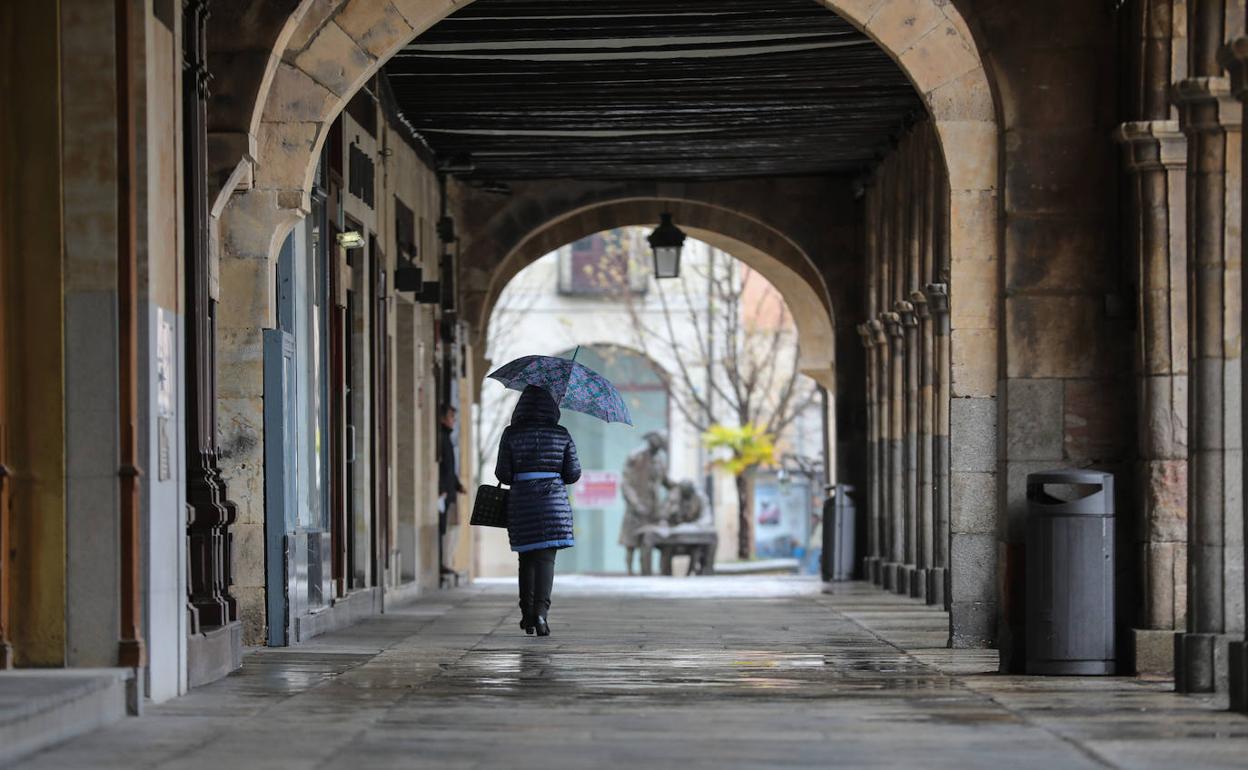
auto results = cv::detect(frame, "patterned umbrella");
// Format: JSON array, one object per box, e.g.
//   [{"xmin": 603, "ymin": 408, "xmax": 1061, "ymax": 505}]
[{"xmin": 488, "ymin": 350, "xmax": 633, "ymax": 425}]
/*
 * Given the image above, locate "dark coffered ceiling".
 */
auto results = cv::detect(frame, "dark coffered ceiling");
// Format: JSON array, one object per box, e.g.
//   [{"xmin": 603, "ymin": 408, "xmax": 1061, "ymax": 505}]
[{"xmin": 383, "ymin": 0, "xmax": 922, "ymax": 181}]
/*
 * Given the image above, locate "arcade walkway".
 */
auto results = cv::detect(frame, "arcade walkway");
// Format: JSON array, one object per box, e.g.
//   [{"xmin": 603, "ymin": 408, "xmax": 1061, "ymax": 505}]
[{"xmin": 16, "ymin": 578, "xmax": 1248, "ymax": 769}]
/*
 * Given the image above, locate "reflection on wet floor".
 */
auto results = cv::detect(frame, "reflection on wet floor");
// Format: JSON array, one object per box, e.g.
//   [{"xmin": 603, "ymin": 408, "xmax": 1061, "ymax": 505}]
[{"xmin": 17, "ymin": 576, "xmax": 1248, "ymax": 770}]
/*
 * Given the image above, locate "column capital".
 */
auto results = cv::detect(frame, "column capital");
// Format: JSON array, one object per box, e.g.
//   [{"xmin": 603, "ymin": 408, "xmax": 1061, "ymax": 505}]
[
  {"xmin": 895, "ymin": 300, "xmax": 917, "ymax": 328},
  {"xmin": 866, "ymin": 318, "xmax": 887, "ymax": 345},
  {"xmin": 1114, "ymin": 120, "xmax": 1187, "ymax": 172},
  {"xmin": 1219, "ymin": 37, "xmax": 1248, "ymax": 99},
  {"xmin": 924, "ymin": 283, "xmax": 949, "ymax": 315},
  {"xmin": 909, "ymin": 290, "xmax": 930, "ymax": 320},
  {"xmin": 857, "ymin": 322, "xmax": 874, "ymax": 348},
  {"xmin": 1171, "ymin": 76, "xmax": 1241, "ymax": 134},
  {"xmin": 881, "ymin": 311, "xmax": 903, "ymax": 337}
]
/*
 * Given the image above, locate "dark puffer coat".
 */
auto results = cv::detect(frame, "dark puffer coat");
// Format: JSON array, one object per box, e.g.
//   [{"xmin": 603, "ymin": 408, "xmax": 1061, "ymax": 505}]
[{"xmin": 495, "ymin": 386, "xmax": 582, "ymax": 553}]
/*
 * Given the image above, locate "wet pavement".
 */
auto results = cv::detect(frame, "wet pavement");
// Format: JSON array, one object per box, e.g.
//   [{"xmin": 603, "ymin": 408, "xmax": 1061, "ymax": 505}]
[{"xmin": 15, "ymin": 577, "xmax": 1248, "ymax": 769}]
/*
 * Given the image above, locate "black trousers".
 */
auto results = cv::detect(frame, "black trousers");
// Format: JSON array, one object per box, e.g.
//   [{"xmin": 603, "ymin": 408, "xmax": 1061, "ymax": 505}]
[{"xmin": 518, "ymin": 548, "xmax": 557, "ymax": 616}]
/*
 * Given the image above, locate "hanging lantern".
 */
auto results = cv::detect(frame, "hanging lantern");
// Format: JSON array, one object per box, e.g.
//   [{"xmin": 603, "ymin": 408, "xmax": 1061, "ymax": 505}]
[{"xmin": 647, "ymin": 212, "xmax": 686, "ymax": 279}]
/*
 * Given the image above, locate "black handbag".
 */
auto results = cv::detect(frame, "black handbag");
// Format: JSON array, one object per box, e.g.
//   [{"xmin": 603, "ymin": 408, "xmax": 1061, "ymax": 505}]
[{"xmin": 470, "ymin": 483, "xmax": 509, "ymax": 528}]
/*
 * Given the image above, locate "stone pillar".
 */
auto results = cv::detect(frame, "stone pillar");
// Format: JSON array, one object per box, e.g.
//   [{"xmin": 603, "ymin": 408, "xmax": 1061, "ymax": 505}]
[
  {"xmin": 1116, "ymin": 120, "xmax": 1190, "ymax": 676},
  {"xmin": 869, "ymin": 318, "xmax": 889, "ymax": 585},
  {"xmin": 883, "ymin": 311, "xmax": 905, "ymax": 591},
  {"xmin": 897, "ymin": 299, "xmax": 921, "ymax": 597},
  {"xmin": 859, "ymin": 323, "xmax": 880, "ymax": 580},
  {"xmin": 1221, "ymin": 36, "xmax": 1248, "ymax": 711},
  {"xmin": 913, "ymin": 290, "xmax": 934, "ymax": 603},
  {"xmin": 926, "ymin": 283, "xmax": 951, "ymax": 608},
  {"xmin": 185, "ymin": 0, "xmax": 243, "ymax": 685},
  {"xmin": 1172, "ymin": 75, "xmax": 1244, "ymax": 694}
]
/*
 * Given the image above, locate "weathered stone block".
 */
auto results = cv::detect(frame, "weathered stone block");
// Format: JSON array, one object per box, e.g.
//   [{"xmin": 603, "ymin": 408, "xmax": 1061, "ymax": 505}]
[
  {"xmin": 390, "ymin": 0, "xmax": 459, "ymax": 33},
  {"xmin": 1142, "ymin": 460, "xmax": 1187, "ymax": 541},
  {"xmin": 285, "ymin": 0, "xmax": 342, "ymax": 58},
  {"xmin": 1005, "ymin": 218, "xmax": 1107, "ymax": 292},
  {"xmin": 950, "ymin": 397, "xmax": 996, "ymax": 472},
  {"xmin": 1132, "ymin": 628, "xmax": 1176, "ymax": 675},
  {"xmin": 936, "ymin": 121, "xmax": 998, "ymax": 192},
  {"xmin": 1004, "ymin": 130, "xmax": 1109, "ymax": 215},
  {"xmin": 1064, "ymin": 378, "xmax": 1129, "ymax": 461},
  {"xmin": 950, "ymin": 598, "xmax": 996, "ymax": 648},
  {"xmin": 218, "ymin": 257, "xmax": 275, "ymax": 330},
  {"xmin": 216, "ymin": 326, "xmax": 265, "ymax": 400},
  {"xmin": 950, "ymin": 268, "xmax": 995, "ymax": 330},
  {"xmin": 262, "ymin": 62, "xmax": 338, "ymax": 125},
  {"xmin": 1005, "ymin": 378, "xmax": 1063, "ymax": 461},
  {"xmin": 866, "ymin": 0, "xmax": 945, "ymax": 55},
  {"xmin": 1005, "ymin": 295, "xmax": 1109, "ymax": 379},
  {"xmin": 903, "ymin": 22, "xmax": 980, "ymax": 96},
  {"xmin": 254, "ymin": 121, "xmax": 320, "ymax": 192},
  {"xmin": 336, "ymin": 0, "xmax": 415, "ymax": 59},
  {"xmin": 951, "ymin": 328, "xmax": 997, "ymax": 397},
  {"xmin": 232, "ymin": 522, "xmax": 266, "ymax": 589},
  {"xmin": 927, "ymin": 67, "xmax": 995, "ymax": 123},
  {"xmin": 949, "ymin": 189, "xmax": 997, "ymax": 264},
  {"xmin": 1141, "ymin": 374, "xmax": 1188, "ymax": 458},
  {"xmin": 951, "ymin": 470, "xmax": 996, "ymax": 534},
  {"xmin": 293, "ymin": 20, "xmax": 373, "ymax": 97},
  {"xmin": 950, "ymin": 532, "xmax": 996, "ymax": 602}
]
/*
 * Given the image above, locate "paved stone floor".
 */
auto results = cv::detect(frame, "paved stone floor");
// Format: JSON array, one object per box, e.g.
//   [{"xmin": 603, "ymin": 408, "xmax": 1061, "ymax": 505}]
[{"xmin": 14, "ymin": 577, "xmax": 1248, "ymax": 769}]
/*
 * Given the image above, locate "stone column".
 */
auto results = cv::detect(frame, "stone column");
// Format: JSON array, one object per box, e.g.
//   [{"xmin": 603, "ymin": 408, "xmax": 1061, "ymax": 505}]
[
  {"xmin": 859, "ymin": 323, "xmax": 880, "ymax": 580},
  {"xmin": 1221, "ymin": 37, "xmax": 1248, "ymax": 711},
  {"xmin": 186, "ymin": 1, "xmax": 243, "ymax": 684},
  {"xmin": 1116, "ymin": 120, "xmax": 1190, "ymax": 676},
  {"xmin": 897, "ymin": 299, "xmax": 920, "ymax": 597},
  {"xmin": 1172, "ymin": 75, "xmax": 1244, "ymax": 694},
  {"xmin": 883, "ymin": 311, "xmax": 905, "ymax": 591},
  {"xmin": 926, "ymin": 284, "xmax": 951, "ymax": 608},
  {"xmin": 913, "ymin": 290, "xmax": 934, "ymax": 603},
  {"xmin": 869, "ymin": 318, "xmax": 889, "ymax": 585}
]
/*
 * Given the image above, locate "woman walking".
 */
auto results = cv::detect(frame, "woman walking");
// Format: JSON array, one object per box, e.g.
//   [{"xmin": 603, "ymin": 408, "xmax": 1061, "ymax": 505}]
[{"xmin": 494, "ymin": 385, "xmax": 581, "ymax": 636}]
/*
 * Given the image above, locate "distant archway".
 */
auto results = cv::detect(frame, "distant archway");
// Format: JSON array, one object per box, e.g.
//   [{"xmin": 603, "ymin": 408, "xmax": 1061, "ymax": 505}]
[{"xmin": 474, "ymin": 198, "xmax": 837, "ymax": 391}]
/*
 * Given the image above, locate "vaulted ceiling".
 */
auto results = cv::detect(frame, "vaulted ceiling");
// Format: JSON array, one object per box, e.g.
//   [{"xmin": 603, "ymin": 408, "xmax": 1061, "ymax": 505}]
[{"xmin": 383, "ymin": 0, "xmax": 922, "ymax": 181}]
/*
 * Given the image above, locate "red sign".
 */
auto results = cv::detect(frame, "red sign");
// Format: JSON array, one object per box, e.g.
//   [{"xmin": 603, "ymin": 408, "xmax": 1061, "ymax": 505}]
[{"xmin": 572, "ymin": 471, "xmax": 620, "ymax": 508}]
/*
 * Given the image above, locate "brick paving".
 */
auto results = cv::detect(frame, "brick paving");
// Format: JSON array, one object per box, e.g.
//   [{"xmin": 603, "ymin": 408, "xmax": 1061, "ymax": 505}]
[{"xmin": 15, "ymin": 577, "xmax": 1248, "ymax": 769}]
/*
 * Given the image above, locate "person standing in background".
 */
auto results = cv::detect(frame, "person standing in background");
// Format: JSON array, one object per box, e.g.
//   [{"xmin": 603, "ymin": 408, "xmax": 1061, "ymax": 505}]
[{"xmin": 439, "ymin": 403, "xmax": 466, "ymax": 578}]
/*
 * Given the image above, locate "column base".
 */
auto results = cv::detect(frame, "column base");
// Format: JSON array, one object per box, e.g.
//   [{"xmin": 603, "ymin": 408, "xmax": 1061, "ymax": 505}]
[
  {"xmin": 926, "ymin": 567, "xmax": 948, "ymax": 608},
  {"xmin": 1175, "ymin": 632, "xmax": 1235, "ymax": 693},
  {"xmin": 1230, "ymin": 639, "xmax": 1248, "ymax": 713},
  {"xmin": 880, "ymin": 562, "xmax": 897, "ymax": 591},
  {"xmin": 188, "ymin": 621, "xmax": 243, "ymax": 689},
  {"xmin": 893, "ymin": 564, "xmax": 914, "ymax": 596},
  {"xmin": 909, "ymin": 567, "xmax": 928, "ymax": 601},
  {"xmin": 1130, "ymin": 628, "xmax": 1177, "ymax": 676},
  {"xmin": 865, "ymin": 556, "xmax": 882, "ymax": 586}
]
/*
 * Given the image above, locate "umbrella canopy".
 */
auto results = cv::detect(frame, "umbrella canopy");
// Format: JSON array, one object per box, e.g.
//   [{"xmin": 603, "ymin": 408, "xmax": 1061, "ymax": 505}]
[{"xmin": 488, "ymin": 353, "xmax": 633, "ymax": 426}]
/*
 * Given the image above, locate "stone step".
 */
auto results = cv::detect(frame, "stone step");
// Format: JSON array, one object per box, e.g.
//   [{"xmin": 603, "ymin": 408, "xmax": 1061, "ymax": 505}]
[{"xmin": 0, "ymin": 668, "xmax": 131, "ymax": 766}]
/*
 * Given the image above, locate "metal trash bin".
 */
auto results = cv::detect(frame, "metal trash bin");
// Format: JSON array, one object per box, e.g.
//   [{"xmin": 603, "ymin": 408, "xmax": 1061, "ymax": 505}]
[
  {"xmin": 1025, "ymin": 469, "xmax": 1115, "ymax": 675},
  {"xmin": 822, "ymin": 484, "xmax": 856, "ymax": 582}
]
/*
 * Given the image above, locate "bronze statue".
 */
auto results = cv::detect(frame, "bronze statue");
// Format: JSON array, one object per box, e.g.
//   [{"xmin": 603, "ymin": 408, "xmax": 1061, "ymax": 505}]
[{"xmin": 620, "ymin": 431, "xmax": 671, "ymax": 575}]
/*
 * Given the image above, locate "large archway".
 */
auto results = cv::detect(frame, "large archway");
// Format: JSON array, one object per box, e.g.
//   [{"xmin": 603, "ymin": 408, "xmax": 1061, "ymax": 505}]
[{"xmin": 210, "ymin": 0, "xmax": 1001, "ymax": 646}]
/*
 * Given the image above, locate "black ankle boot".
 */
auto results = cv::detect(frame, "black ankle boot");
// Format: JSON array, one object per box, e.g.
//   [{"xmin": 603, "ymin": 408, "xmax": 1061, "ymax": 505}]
[
  {"xmin": 519, "ymin": 607, "xmax": 536, "ymax": 634},
  {"xmin": 534, "ymin": 616, "xmax": 550, "ymax": 637}
]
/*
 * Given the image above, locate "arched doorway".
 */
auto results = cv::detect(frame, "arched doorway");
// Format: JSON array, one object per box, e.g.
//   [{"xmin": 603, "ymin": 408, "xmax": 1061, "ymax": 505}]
[{"xmin": 207, "ymin": 0, "xmax": 1001, "ymax": 652}]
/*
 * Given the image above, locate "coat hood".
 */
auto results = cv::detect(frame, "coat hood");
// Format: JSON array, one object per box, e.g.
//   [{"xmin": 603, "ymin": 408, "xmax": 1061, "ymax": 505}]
[{"xmin": 511, "ymin": 385, "xmax": 561, "ymax": 426}]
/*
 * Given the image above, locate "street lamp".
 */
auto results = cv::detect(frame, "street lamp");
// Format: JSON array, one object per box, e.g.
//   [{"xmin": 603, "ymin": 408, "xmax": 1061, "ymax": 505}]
[{"xmin": 647, "ymin": 212, "xmax": 686, "ymax": 279}]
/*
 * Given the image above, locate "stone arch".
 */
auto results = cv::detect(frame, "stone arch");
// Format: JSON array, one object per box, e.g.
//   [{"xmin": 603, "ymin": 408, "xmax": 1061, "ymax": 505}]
[
  {"xmin": 474, "ymin": 197, "xmax": 838, "ymax": 391},
  {"xmin": 219, "ymin": 0, "xmax": 998, "ymax": 404},
  {"xmin": 213, "ymin": 0, "xmax": 1001, "ymax": 644}
]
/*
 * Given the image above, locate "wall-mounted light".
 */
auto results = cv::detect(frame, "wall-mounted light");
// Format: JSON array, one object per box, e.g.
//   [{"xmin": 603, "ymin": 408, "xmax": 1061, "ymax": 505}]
[
  {"xmin": 647, "ymin": 212, "xmax": 686, "ymax": 279},
  {"xmin": 336, "ymin": 230, "xmax": 365, "ymax": 250}
]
